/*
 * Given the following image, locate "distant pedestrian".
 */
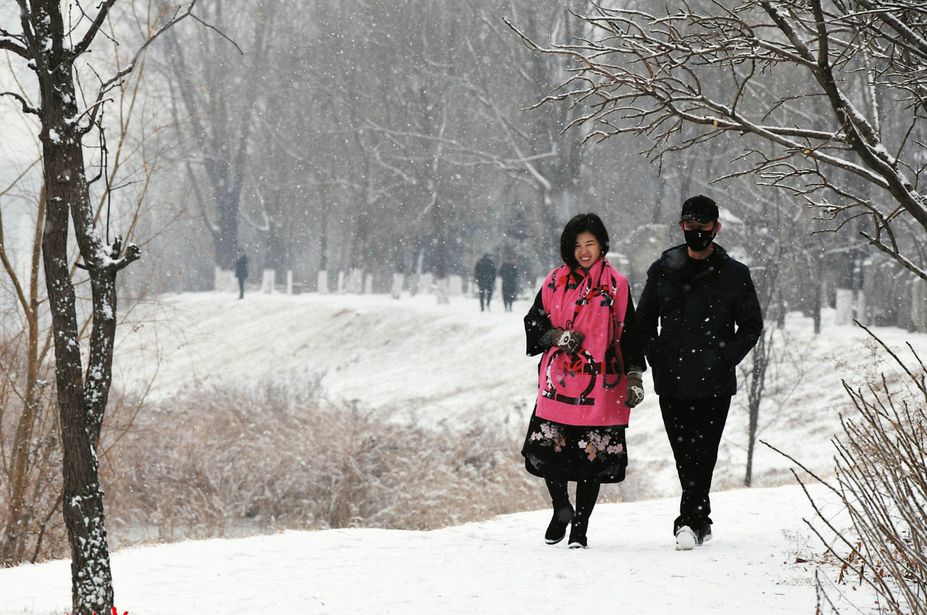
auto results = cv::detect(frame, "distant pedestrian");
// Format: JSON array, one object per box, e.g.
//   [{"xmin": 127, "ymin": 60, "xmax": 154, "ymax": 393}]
[
  {"xmin": 474, "ymin": 253, "xmax": 496, "ymax": 311},
  {"xmin": 636, "ymin": 195, "xmax": 762, "ymax": 550},
  {"xmin": 522, "ymin": 213, "xmax": 646, "ymax": 549},
  {"xmin": 235, "ymin": 252, "xmax": 249, "ymax": 300},
  {"xmin": 499, "ymin": 260, "xmax": 518, "ymax": 312}
]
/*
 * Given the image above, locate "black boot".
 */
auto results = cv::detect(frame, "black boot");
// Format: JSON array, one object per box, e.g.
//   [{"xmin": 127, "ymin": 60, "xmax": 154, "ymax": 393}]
[
  {"xmin": 568, "ymin": 480, "xmax": 600, "ymax": 549},
  {"xmin": 544, "ymin": 478, "xmax": 573, "ymax": 545},
  {"xmin": 545, "ymin": 502, "xmax": 574, "ymax": 544},
  {"xmin": 567, "ymin": 519, "xmax": 588, "ymax": 548}
]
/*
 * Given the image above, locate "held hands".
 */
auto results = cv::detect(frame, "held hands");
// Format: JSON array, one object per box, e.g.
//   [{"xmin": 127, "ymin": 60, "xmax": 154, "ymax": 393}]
[{"xmin": 625, "ymin": 371, "xmax": 644, "ymax": 408}]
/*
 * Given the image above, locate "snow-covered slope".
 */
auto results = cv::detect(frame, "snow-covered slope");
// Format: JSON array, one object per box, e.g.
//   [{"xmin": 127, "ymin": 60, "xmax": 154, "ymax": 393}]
[
  {"xmin": 0, "ymin": 484, "xmax": 863, "ymax": 615},
  {"xmin": 113, "ymin": 291, "xmax": 927, "ymax": 500}
]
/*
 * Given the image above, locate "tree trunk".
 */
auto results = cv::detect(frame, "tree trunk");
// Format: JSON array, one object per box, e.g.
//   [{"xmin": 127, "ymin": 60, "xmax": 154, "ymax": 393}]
[
  {"xmin": 42, "ymin": 140, "xmax": 115, "ymax": 614},
  {"xmin": 911, "ymin": 278, "xmax": 927, "ymax": 332},
  {"xmin": 744, "ymin": 332, "xmax": 768, "ymax": 487},
  {"xmin": 811, "ymin": 250, "xmax": 824, "ymax": 335},
  {"xmin": 214, "ymin": 187, "xmax": 240, "ymax": 272},
  {"xmin": 550, "ymin": 182, "xmax": 582, "ymax": 230},
  {"xmin": 34, "ymin": 5, "xmax": 130, "ymax": 608},
  {"xmin": 391, "ymin": 272, "xmax": 404, "ymax": 299}
]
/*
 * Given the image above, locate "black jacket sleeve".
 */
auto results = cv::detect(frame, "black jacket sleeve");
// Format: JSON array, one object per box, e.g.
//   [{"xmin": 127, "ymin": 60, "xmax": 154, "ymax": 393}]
[
  {"xmin": 635, "ymin": 265, "xmax": 661, "ymax": 365},
  {"xmin": 718, "ymin": 266, "xmax": 764, "ymax": 367},
  {"xmin": 524, "ymin": 288, "xmax": 552, "ymax": 356},
  {"xmin": 620, "ymin": 287, "xmax": 646, "ymax": 373}
]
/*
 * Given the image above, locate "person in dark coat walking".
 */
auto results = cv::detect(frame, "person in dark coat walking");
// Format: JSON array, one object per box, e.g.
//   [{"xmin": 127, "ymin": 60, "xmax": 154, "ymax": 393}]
[
  {"xmin": 474, "ymin": 254, "xmax": 496, "ymax": 311},
  {"xmin": 522, "ymin": 213, "xmax": 646, "ymax": 549},
  {"xmin": 234, "ymin": 251, "xmax": 249, "ymax": 300},
  {"xmin": 499, "ymin": 259, "xmax": 518, "ymax": 312},
  {"xmin": 636, "ymin": 195, "xmax": 762, "ymax": 550}
]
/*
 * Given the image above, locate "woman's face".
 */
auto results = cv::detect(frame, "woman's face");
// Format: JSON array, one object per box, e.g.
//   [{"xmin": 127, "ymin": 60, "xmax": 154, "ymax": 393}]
[{"xmin": 574, "ymin": 232, "xmax": 602, "ymax": 269}]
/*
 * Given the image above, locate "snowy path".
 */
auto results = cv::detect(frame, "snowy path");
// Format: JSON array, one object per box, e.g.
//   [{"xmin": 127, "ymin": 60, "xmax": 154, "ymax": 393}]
[{"xmin": 1, "ymin": 484, "xmax": 853, "ymax": 615}]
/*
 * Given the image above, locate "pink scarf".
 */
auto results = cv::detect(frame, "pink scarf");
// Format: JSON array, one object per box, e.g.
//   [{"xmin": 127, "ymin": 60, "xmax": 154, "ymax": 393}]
[{"xmin": 535, "ymin": 258, "xmax": 632, "ymax": 427}]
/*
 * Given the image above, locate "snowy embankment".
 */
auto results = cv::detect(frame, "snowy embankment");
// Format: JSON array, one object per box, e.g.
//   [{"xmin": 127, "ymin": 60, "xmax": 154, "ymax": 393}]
[
  {"xmin": 114, "ymin": 291, "xmax": 927, "ymax": 499},
  {"xmin": 1, "ymin": 484, "xmax": 864, "ymax": 615}
]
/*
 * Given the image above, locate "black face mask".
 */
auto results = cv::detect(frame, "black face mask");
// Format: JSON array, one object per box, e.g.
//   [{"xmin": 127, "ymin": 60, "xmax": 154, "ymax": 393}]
[{"xmin": 684, "ymin": 228, "xmax": 715, "ymax": 252}]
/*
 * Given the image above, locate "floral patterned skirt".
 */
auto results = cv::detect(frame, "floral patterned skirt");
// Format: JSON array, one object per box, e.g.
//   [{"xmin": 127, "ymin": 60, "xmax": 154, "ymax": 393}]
[{"xmin": 521, "ymin": 410, "xmax": 628, "ymax": 483}]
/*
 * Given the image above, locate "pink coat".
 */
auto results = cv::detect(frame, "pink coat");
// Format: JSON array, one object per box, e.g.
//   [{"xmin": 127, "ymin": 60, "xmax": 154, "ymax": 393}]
[{"xmin": 535, "ymin": 258, "xmax": 632, "ymax": 427}]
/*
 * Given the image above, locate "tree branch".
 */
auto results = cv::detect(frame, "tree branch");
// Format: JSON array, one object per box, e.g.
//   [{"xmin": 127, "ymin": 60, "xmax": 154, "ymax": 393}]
[
  {"xmin": 0, "ymin": 38, "xmax": 30, "ymax": 58},
  {"xmin": 71, "ymin": 0, "xmax": 118, "ymax": 57},
  {"xmin": 0, "ymin": 91, "xmax": 39, "ymax": 115},
  {"xmin": 88, "ymin": 1, "xmax": 199, "ymax": 126},
  {"xmin": 859, "ymin": 231, "xmax": 927, "ymax": 281}
]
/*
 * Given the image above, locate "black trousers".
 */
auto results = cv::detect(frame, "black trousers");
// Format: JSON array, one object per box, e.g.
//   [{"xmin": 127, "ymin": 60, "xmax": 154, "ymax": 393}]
[
  {"xmin": 502, "ymin": 290, "xmax": 515, "ymax": 312},
  {"xmin": 478, "ymin": 287, "xmax": 493, "ymax": 311},
  {"xmin": 237, "ymin": 276, "xmax": 245, "ymax": 299},
  {"xmin": 659, "ymin": 396, "xmax": 731, "ymax": 531}
]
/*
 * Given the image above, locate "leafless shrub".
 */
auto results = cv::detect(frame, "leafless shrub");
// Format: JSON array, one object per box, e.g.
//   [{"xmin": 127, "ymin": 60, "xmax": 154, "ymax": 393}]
[
  {"xmin": 0, "ymin": 332, "xmax": 153, "ymax": 563},
  {"xmin": 765, "ymin": 323, "xmax": 927, "ymax": 614},
  {"xmin": 101, "ymin": 380, "xmax": 546, "ymax": 546},
  {"xmin": 0, "ymin": 330, "xmax": 63, "ymax": 563}
]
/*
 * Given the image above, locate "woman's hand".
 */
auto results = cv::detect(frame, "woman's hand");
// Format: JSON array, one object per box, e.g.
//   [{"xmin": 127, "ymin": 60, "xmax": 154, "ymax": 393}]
[
  {"xmin": 625, "ymin": 371, "xmax": 644, "ymax": 408},
  {"xmin": 543, "ymin": 328, "xmax": 585, "ymax": 355},
  {"xmin": 556, "ymin": 330, "xmax": 585, "ymax": 354}
]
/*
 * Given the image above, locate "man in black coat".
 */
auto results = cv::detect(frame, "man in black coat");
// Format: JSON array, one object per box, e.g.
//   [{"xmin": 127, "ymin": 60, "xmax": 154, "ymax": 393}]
[
  {"xmin": 636, "ymin": 195, "xmax": 763, "ymax": 550},
  {"xmin": 474, "ymin": 254, "xmax": 496, "ymax": 312}
]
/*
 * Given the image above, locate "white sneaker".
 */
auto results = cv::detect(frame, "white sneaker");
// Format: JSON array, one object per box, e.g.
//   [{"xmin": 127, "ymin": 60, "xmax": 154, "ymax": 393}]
[{"xmin": 675, "ymin": 526, "xmax": 697, "ymax": 551}]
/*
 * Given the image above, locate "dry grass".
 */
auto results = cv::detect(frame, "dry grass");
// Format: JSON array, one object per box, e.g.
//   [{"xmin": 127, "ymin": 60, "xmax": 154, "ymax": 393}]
[{"xmin": 100, "ymin": 379, "xmax": 548, "ymax": 547}]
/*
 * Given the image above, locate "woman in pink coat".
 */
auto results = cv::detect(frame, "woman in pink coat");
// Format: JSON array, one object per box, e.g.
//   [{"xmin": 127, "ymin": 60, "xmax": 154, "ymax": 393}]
[{"xmin": 522, "ymin": 213, "xmax": 646, "ymax": 548}]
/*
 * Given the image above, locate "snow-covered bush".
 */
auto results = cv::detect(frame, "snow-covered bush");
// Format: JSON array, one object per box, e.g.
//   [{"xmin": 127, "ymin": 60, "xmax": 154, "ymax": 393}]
[
  {"xmin": 101, "ymin": 380, "xmax": 547, "ymax": 545},
  {"xmin": 779, "ymin": 327, "xmax": 927, "ymax": 614}
]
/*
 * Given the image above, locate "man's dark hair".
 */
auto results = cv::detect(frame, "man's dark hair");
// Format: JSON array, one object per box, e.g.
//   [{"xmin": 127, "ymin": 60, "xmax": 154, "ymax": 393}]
[{"xmin": 560, "ymin": 213, "xmax": 610, "ymax": 268}]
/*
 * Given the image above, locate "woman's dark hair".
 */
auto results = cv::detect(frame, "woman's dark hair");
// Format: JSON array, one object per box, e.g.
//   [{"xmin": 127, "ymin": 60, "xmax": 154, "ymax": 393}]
[{"xmin": 560, "ymin": 213, "xmax": 610, "ymax": 268}]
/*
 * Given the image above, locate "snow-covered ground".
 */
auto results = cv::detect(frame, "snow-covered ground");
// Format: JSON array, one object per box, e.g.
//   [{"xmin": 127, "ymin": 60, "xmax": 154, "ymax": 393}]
[
  {"xmin": 2, "ymin": 289, "xmax": 911, "ymax": 613},
  {"xmin": 0, "ymin": 484, "xmax": 866, "ymax": 615}
]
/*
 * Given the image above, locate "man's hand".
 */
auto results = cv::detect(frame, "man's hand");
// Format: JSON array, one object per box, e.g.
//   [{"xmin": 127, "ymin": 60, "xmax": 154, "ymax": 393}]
[{"xmin": 625, "ymin": 371, "xmax": 644, "ymax": 408}]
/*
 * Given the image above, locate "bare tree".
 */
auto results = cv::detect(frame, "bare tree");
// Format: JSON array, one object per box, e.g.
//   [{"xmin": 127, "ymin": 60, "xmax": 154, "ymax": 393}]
[
  {"xmin": 462, "ymin": 0, "xmax": 594, "ymax": 254},
  {"xmin": 507, "ymin": 1, "xmax": 927, "ymax": 280},
  {"xmin": 163, "ymin": 0, "xmax": 278, "ymax": 290},
  {"xmin": 0, "ymin": 1, "xmax": 196, "ymax": 611}
]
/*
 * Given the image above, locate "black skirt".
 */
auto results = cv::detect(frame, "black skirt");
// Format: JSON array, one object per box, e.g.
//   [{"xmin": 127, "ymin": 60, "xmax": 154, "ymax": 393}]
[{"xmin": 521, "ymin": 411, "xmax": 628, "ymax": 483}]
